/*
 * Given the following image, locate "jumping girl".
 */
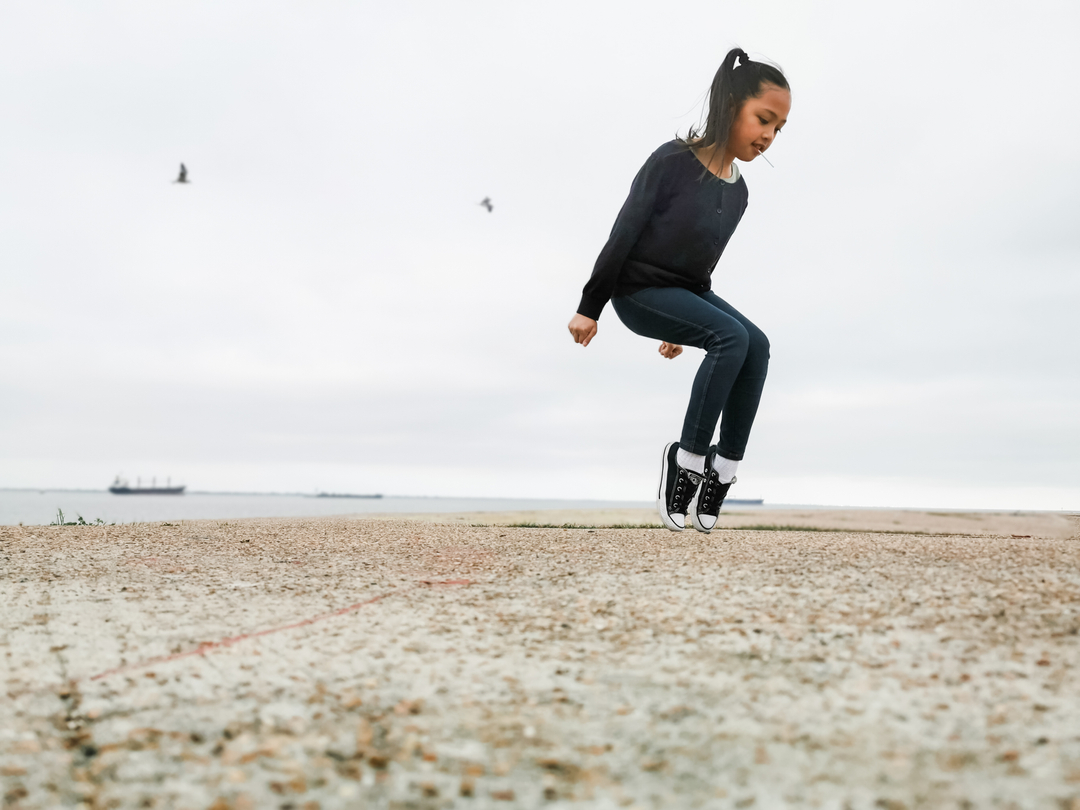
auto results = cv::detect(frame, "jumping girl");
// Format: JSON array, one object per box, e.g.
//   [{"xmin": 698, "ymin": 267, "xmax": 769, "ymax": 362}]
[{"xmin": 567, "ymin": 48, "xmax": 790, "ymax": 533}]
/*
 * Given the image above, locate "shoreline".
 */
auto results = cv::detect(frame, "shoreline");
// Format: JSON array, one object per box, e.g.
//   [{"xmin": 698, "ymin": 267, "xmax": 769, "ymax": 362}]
[{"xmin": 3, "ymin": 487, "xmax": 1077, "ymax": 531}]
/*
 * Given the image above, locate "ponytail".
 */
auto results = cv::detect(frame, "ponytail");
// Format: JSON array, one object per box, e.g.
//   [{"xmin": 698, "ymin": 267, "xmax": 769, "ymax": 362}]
[{"xmin": 682, "ymin": 48, "xmax": 789, "ymax": 158}]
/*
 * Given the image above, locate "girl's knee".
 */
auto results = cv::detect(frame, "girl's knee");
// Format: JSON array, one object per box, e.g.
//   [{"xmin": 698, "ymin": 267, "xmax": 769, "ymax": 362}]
[
  {"xmin": 751, "ymin": 328, "xmax": 770, "ymax": 358},
  {"xmin": 704, "ymin": 320, "xmax": 749, "ymax": 356},
  {"xmin": 745, "ymin": 327, "xmax": 770, "ymax": 370}
]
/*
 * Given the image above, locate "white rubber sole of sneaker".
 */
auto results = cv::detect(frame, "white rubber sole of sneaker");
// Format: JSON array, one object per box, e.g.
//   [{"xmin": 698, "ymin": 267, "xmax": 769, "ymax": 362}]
[
  {"xmin": 656, "ymin": 442, "xmax": 685, "ymax": 532},
  {"xmin": 688, "ymin": 496, "xmax": 716, "ymax": 533},
  {"xmin": 690, "ymin": 472, "xmax": 734, "ymax": 532}
]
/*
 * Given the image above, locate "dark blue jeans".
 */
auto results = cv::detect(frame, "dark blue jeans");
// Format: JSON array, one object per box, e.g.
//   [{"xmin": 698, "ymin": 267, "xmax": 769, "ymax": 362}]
[{"xmin": 611, "ymin": 287, "xmax": 769, "ymax": 459}]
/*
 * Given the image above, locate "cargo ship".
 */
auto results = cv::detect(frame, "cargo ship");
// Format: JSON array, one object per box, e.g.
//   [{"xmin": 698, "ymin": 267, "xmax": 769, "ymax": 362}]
[{"xmin": 108, "ymin": 475, "xmax": 185, "ymax": 495}]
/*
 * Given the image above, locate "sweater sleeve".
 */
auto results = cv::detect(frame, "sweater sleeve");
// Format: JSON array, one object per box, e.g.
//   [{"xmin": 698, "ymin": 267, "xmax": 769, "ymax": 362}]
[{"xmin": 577, "ymin": 150, "xmax": 665, "ymax": 320}]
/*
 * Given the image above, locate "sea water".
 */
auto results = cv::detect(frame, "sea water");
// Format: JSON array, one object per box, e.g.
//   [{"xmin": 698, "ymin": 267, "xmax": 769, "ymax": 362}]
[{"xmin": 0, "ymin": 489, "xmax": 662, "ymax": 527}]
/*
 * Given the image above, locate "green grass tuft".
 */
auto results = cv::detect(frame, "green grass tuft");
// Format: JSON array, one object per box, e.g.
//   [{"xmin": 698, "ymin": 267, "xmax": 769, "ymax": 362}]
[
  {"xmin": 50, "ymin": 508, "xmax": 110, "ymax": 526},
  {"xmin": 734, "ymin": 524, "xmax": 945, "ymax": 535},
  {"xmin": 479, "ymin": 521, "xmax": 942, "ymax": 535},
  {"xmin": 479, "ymin": 522, "xmax": 662, "ymax": 529}
]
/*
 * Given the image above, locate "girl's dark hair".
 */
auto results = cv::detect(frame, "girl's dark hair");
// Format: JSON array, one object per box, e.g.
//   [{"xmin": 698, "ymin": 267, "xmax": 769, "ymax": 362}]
[{"xmin": 682, "ymin": 48, "xmax": 789, "ymax": 155}]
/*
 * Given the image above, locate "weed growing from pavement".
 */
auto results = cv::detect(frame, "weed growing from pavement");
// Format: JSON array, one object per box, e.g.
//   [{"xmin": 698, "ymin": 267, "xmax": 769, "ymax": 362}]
[
  {"xmin": 491, "ymin": 522, "xmax": 663, "ymax": 529},
  {"xmin": 50, "ymin": 508, "xmax": 110, "ymax": 526},
  {"xmin": 737, "ymin": 524, "xmax": 903, "ymax": 532},
  {"xmin": 491, "ymin": 521, "xmax": 946, "ymax": 535},
  {"xmin": 735, "ymin": 525, "xmax": 980, "ymax": 535}
]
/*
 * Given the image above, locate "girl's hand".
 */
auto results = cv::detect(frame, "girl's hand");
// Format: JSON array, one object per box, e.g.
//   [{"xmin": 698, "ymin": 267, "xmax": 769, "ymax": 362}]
[
  {"xmin": 568, "ymin": 314, "xmax": 598, "ymax": 347},
  {"xmin": 659, "ymin": 342, "xmax": 683, "ymax": 359}
]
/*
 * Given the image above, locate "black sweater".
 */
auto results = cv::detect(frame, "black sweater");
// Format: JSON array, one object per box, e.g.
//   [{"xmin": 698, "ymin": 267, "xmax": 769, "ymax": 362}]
[{"xmin": 577, "ymin": 140, "xmax": 749, "ymax": 321}]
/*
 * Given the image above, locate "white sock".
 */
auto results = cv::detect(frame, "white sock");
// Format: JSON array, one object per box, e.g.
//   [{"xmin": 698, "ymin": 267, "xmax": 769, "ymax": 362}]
[
  {"xmin": 676, "ymin": 447, "xmax": 705, "ymax": 475},
  {"xmin": 712, "ymin": 455, "xmax": 739, "ymax": 484}
]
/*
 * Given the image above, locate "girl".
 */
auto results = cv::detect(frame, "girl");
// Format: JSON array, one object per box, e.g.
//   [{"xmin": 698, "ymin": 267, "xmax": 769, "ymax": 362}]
[{"xmin": 567, "ymin": 48, "xmax": 790, "ymax": 533}]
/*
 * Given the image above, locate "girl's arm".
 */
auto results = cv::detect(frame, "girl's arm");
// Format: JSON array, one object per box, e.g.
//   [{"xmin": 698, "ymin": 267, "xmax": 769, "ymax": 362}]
[
  {"xmin": 575, "ymin": 150, "xmax": 665, "ymax": 323},
  {"xmin": 658, "ymin": 342, "xmax": 682, "ymax": 359}
]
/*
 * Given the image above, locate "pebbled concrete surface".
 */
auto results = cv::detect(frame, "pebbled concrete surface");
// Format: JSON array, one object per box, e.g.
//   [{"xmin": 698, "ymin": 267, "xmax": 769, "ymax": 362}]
[{"xmin": 2, "ymin": 514, "xmax": 1080, "ymax": 809}]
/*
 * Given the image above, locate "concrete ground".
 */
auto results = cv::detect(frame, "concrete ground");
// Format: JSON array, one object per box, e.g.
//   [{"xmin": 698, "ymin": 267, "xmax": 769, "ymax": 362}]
[{"xmin": 2, "ymin": 509, "xmax": 1079, "ymax": 809}]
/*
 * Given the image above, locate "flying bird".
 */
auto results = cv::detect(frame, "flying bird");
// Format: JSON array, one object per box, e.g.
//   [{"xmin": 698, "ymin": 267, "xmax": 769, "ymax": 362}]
[
  {"xmin": 173, "ymin": 164, "xmax": 189, "ymax": 184},
  {"xmin": 479, "ymin": 197, "xmax": 493, "ymax": 212}
]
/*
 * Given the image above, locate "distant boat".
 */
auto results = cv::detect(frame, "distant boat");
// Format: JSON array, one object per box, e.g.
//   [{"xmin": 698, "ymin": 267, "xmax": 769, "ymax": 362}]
[
  {"xmin": 727, "ymin": 498, "xmax": 764, "ymax": 505},
  {"xmin": 108, "ymin": 475, "xmax": 185, "ymax": 495},
  {"xmin": 313, "ymin": 492, "xmax": 383, "ymax": 499}
]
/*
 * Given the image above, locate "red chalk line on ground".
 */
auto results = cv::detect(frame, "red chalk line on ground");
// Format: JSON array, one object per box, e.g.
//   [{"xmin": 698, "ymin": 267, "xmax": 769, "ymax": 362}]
[{"xmin": 87, "ymin": 578, "xmax": 470, "ymax": 682}]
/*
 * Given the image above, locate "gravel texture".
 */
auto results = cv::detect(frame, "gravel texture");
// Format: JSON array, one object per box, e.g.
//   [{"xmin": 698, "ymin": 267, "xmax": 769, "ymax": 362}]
[{"xmin": 2, "ymin": 511, "xmax": 1079, "ymax": 809}]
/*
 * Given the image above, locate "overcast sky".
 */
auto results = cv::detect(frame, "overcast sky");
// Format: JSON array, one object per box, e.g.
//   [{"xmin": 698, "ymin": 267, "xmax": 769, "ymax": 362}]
[{"xmin": 2, "ymin": 0, "xmax": 1077, "ymax": 510}]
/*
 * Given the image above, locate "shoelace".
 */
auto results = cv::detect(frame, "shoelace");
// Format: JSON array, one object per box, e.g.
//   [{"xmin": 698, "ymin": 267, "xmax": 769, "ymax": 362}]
[
  {"xmin": 699, "ymin": 473, "xmax": 736, "ymax": 513},
  {"xmin": 670, "ymin": 468, "xmax": 702, "ymax": 513}
]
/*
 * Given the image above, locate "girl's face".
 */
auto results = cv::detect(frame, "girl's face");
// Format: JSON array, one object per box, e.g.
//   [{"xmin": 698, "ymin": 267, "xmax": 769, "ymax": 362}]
[{"xmin": 728, "ymin": 84, "xmax": 791, "ymax": 163}]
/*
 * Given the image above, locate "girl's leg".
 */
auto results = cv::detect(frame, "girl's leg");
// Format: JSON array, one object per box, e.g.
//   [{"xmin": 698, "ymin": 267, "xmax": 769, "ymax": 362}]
[
  {"xmin": 695, "ymin": 291, "xmax": 770, "ymax": 461},
  {"xmin": 611, "ymin": 287, "xmax": 769, "ymax": 457}
]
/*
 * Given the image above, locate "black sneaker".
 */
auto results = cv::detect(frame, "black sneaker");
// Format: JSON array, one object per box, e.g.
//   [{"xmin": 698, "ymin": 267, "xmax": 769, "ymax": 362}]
[
  {"xmin": 657, "ymin": 442, "xmax": 703, "ymax": 532},
  {"xmin": 689, "ymin": 447, "xmax": 735, "ymax": 533}
]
